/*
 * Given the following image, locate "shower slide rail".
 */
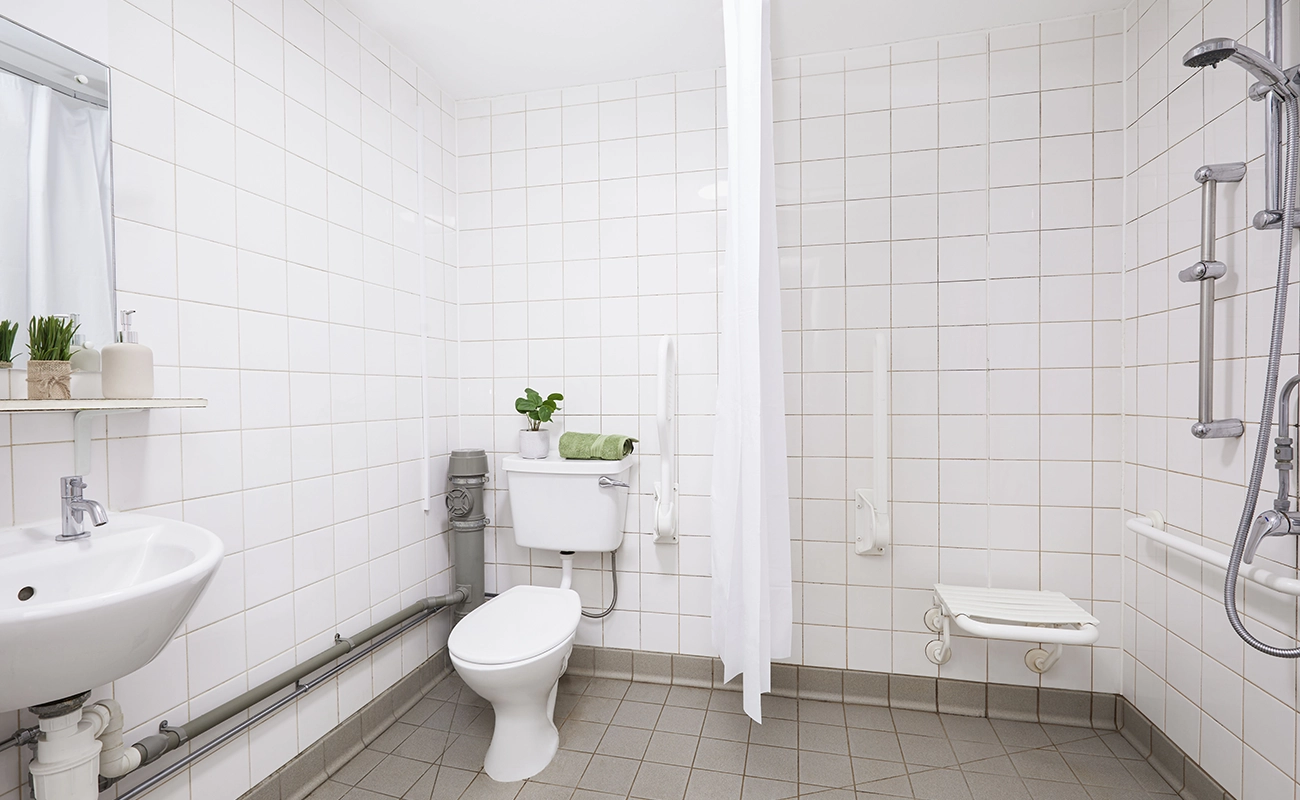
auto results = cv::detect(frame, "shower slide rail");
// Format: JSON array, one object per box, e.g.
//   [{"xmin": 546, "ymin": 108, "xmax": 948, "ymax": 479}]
[
  {"xmin": 1128, "ymin": 512, "xmax": 1300, "ymax": 596},
  {"xmin": 1181, "ymin": 162, "xmax": 1246, "ymax": 440}
]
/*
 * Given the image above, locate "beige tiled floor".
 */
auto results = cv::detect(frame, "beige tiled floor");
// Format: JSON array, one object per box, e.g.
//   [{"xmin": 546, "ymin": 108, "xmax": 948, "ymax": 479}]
[{"xmin": 314, "ymin": 672, "xmax": 1177, "ymax": 800}]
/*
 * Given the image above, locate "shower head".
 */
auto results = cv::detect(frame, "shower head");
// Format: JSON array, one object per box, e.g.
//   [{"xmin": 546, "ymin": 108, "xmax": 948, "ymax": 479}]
[{"xmin": 1183, "ymin": 38, "xmax": 1297, "ymax": 99}]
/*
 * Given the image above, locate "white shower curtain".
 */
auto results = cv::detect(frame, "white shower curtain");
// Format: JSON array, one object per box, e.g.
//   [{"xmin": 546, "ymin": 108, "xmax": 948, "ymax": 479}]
[
  {"xmin": 0, "ymin": 72, "xmax": 114, "ymax": 350},
  {"xmin": 711, "ymin": 0, "xmax": 792, "ymax": 723}
]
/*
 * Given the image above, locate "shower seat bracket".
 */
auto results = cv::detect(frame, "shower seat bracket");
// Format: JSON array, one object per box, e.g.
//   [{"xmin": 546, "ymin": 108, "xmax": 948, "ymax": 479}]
[{"xmin": 922, "ymin": 584, "xmax": 1100, "ymax": 674}]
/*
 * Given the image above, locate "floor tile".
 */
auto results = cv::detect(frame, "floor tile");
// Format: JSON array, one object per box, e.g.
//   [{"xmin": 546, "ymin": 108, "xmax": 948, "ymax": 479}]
[
  {"xmin": 646, "ymin": 732, "xmax": 701, "ymax": 767},
  {"xmin": 374, "ymin": 723, "xmax": 421, "ymax": 754},
  {"xmin": 991, "ymin": 721, "xmax": 1051, "ymax": 750},
  {"xmin": 797, "ymin": 750, "xmax": 855, "ymax": 788},
  {"xmin": 335, "ymin": 750, "xmax": 386, "ymax": 785},
  {"xmin": 704, "ymin": 712, "xmax": 753, "ymax": 743},
  {"xmin": 908, "ymin": 768, "xmax": 973, "ymax": 800},
  {"xmin": 748, "ymin": 718, "xmax": 798, "ymax": 749},
  {"xmin": 965, "ymin": 771, "xmax": 1032, "ymax": 800},
  {"xmin": 668, "ymin": 687, "xmax": 713, "ymax": 709},
  {"xmin": 850, "ymin": 757, "xmax": 909, "ymax": 785},
  {"xmin": 799, "ymin": 722, "xmax": 850, "ymax": 755},
  {"xmin": 939, "ymin": 716, "xmax": 999, "ymax": 745},
  {"xmin": 739, "ymin": 776, "xmax": 799, "ymax": 800},
  {"xmin": 1059, "ymin": 754, "xmax": 1142, "ymax": 790},
  {"xmin": 357, "ymin": 755, "xmax": 433, "ymax": 798},
  {"xmin": 798, "ymin": 701, "xmax": 847, "ymax": 727},
  {"xmin": 614, "ymin": 701, "xmax": 665, "ymax": 730},
  {"xmin": 843, "ymin": 706, "xmax": 894, "ymax": 733},
  {"xmin": 892, "ymin": 711, "xmax": 946, "ymax": 739},
  {"xmin": 533, "ymin": 750, "xmax": 592, "ymax": 788},
  {"xmin": 744, "ymin": 745, "xmax": 799, "ymax": 780},
  {"xmin": 627, "ymin": 684, "xmax": 672, "ymax": 705},
  {"xmin": 438, "ymin": 736, "xmax": 492, "ymax": 772},
  {"xmin": 659, "ymin": 706, "xmax": 708, "ymax": 736},
  {"xmin": 394, "ymin": 728, "xmax": 452, "ymax": 764},
  {"xmin": 685, "ymin": 769, "xmax": 743, "ymax": 800},
  {"xmin": 577, "ymin": 754, "xmax": 640, "ymax": 795},
  {"xmin": 898, "ymin": 734, "xmax": 957, "ymax": 769},
  {"xmin": 597, "ymin": 725, "xmax": 654, "ymax": 759},
  {"xmin": 307, "ymin": 780, "xmax": 351, "ymax": 800},
  {"xmin": 329, "ymin": 676, "xmax": 1179, "ymax": 800},
  {"xmin": 1009, "ymin": 751, "xmax": 1075, "ymax": 783},
  {"xmin": 517, "ymin": 783, "xmax": 576, "ymax": 800},
  {"xmin": 460, "ymin": 773, "xmax": 523, "ymax": 800},
  {"xmin": 559, "ymin": 720, "xmax": 607, "ymax": 753},
  {"xmin": 630, "ymin": 762, "xmax": 692, "ymax": 800},
  {"xmin": 1022, "ymin": 779, "xmax": 1090, "ymax": 800}
]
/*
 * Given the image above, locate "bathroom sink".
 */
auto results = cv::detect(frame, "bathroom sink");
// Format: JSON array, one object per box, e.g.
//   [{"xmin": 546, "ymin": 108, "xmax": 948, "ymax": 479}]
[{"xmin": 0, "ymin": 513, "xmax": 223, "ymax": 711}]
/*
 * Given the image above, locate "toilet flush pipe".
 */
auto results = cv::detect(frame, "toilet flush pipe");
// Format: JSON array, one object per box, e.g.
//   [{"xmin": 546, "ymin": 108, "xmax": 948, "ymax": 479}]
[{"xmin": 109, "ymin": 590, "xmax": 466, "ymax": 800}]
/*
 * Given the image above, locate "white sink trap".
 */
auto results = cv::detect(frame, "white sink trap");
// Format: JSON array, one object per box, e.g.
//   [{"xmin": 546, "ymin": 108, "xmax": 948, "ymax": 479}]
[
  {"xmin": 0, "ymin": 513, "xmax": 224, "ymax": 711},
  {"xmin": 923, "ymin": 583, "xmax": 1099, "ymax": 674}
]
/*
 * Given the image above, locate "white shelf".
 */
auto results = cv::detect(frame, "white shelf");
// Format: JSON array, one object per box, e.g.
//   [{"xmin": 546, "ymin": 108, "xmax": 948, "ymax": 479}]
[{"xmin": 0, "ymin": 398, "xmax": 207, "ymax": 412}]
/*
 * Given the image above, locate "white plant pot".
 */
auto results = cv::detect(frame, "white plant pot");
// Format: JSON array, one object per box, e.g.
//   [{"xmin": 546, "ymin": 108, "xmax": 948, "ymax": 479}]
[{"xmin": 519, "ymin": 429, "xmax": 550, "ymax": 459}]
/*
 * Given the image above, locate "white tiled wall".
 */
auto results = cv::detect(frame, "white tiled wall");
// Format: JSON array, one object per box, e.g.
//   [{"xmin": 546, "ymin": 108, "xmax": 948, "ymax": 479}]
[
  {"xmin": 456, "ymin": 12, "xmax": 1128, "ymax": 695},
  {"xmin": 0, "ymin": 2, "xmax": 458, "ymax": 799},
  {"xmin": 1123, "ymin": 0, "xmax": 1300, "ymax": 797}
]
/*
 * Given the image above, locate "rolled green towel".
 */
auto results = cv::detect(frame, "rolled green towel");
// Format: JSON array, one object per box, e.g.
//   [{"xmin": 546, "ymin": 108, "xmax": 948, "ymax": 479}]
[{"xmin": 559, "ymin": 431, "xmax": 638, "ymax": 460}]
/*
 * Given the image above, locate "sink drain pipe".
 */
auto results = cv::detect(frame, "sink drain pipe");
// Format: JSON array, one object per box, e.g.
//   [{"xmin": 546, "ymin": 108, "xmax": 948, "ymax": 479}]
[{"xmin": 96, "ymin": 455, "xmax": 490, "ymax": 799}]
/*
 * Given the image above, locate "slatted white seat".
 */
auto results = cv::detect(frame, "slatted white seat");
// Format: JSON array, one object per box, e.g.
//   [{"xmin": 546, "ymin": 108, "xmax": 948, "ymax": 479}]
[{"xmin": 923, "ymin": 584, "xmax": 1100, "ymax": 673}]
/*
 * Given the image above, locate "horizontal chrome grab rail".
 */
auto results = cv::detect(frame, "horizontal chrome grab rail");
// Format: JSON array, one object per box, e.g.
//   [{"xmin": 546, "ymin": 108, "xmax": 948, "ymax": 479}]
[{"xmin": 1127, "ymin": 513, "xmax": 1300, "ymax": 597}]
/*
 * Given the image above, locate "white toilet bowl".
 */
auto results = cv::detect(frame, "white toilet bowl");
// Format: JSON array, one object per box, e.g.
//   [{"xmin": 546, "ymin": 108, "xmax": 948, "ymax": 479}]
[{"xmin": 448, "ymin": 585, "xmax": 581, "ymax": 782}]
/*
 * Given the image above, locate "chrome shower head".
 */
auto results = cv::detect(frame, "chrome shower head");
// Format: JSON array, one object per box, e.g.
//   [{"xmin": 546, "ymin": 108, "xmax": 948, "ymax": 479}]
[{"xmin": 1183, "ymin": 37, "xmax": 1297, "ymax": 99}]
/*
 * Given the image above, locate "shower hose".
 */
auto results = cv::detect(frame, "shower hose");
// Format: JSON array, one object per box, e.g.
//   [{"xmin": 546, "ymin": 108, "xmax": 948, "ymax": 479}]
[{"xmin": 1225, "ymin": 93, "xmax": 1300, "ymax": 657}]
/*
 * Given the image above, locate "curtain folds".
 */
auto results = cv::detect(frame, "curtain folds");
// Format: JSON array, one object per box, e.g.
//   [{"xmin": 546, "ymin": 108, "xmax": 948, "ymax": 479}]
[{"xmin": 711, "ymin": 0, "xmax": 793, "ymax": 723}]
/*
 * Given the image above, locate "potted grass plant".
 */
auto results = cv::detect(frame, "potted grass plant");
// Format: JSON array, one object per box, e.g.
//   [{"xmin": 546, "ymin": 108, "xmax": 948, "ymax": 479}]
[
  {"xmin": 26, "ymin": 316, "xmax": 78, "ymax": 400},
  {"xmin": 0, "ymin": 320, "xmax": 16, "ymax": 400},
  {"xmin": 515, "ymin": 387, "xmax": 563, "ymax": 458}
]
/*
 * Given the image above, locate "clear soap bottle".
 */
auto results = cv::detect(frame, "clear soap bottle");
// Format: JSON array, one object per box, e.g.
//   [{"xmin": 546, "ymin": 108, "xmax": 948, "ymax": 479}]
[{"xmin": 101, "ymin": 310, "xmax": 154, "ymax": 399}]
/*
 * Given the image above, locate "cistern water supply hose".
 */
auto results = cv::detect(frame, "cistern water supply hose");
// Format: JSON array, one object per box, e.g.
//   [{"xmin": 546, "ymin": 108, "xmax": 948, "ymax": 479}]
[{"xmin": 1224, "ymin": 94, "xmax": 1300, "ymax": 657}]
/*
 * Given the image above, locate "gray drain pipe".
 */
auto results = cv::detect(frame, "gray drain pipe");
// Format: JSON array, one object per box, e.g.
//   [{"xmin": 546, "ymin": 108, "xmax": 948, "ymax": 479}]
[
  {"xmin": 447, "ymin": 448, "xmax": 489, "ymax": 619},
  {"xmin": 106, "ymin": 456, "xmax": 491, "ymax": 798}
]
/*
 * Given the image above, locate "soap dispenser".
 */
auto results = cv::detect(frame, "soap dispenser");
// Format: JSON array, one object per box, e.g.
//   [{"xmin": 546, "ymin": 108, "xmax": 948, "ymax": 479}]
[
  {"xmin": 69, "ymin": 313, "xmax": 103, "ymax": 399},
  {"xmin": 102, "ymin": 310, "xmax": 154, "ymax": 399}
]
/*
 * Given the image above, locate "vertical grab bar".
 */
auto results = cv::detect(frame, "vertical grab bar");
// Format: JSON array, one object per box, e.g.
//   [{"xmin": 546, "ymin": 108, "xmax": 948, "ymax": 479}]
[{"xmin": 1180, "ymin": 162, "xmax": 1247, "ymax": 439}]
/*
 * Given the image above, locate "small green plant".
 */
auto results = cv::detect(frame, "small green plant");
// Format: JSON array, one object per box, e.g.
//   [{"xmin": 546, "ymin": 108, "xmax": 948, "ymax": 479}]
[
  {"xmin": 27, "ymin": 316, "xmax": 78, "ymax": 361},
  {"xmin": 515, "ymin": 388, "xmax": 563, "ymax": 431},
  {"xmin": 0, "ymin": 320, "xmax": 16, "ymax": 363}
]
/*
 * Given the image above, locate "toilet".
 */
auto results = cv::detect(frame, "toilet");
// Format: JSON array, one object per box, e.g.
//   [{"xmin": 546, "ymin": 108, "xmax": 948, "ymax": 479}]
[{"xmin": 448, "ymin": 453, "xmax": 633, "ymax": 782}]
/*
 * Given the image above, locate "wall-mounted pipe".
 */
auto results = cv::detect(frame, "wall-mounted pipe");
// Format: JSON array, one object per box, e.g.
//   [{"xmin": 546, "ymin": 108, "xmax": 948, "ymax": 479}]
[
  {"xmin": 107, "ymin": 591, "xmax": 465, "ymax": 800},
  {"xmin": 447, "ymin": 449, "xmax": 489, "ymax": 619}
]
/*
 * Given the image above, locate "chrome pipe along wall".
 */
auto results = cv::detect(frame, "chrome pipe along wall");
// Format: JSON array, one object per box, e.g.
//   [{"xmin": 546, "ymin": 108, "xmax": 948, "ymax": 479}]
[
  {"xmin": 101, "ymin": 465, "xmax": 492, "ymax": 797},
  {"xmin": 447, "ymin": 448, "xmax": 489, "ymax": 619}
]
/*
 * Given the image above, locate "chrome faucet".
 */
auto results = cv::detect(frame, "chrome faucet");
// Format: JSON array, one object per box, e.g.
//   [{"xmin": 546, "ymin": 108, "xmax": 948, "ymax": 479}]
[{"xmin": 59, "ymin": 476, "xmax": 108, "ymax": 542}]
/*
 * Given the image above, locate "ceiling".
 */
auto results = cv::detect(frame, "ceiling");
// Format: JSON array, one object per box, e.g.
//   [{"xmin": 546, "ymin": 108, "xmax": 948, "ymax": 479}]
[{"xmin": 341, "ymin": 0, "xmax": 1129, "ymax": 100}]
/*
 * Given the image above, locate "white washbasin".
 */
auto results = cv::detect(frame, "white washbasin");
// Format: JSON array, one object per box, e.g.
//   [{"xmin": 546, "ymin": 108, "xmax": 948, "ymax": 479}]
[{"xmin": 0, "ymin": 513, "xmax": 223, "ymax": 711}]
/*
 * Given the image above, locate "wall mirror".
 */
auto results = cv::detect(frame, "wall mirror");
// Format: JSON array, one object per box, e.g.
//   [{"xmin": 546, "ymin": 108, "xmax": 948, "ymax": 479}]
[{"xmin": 0, "ymin": 14, "xmax": 114, "ymax": 358}]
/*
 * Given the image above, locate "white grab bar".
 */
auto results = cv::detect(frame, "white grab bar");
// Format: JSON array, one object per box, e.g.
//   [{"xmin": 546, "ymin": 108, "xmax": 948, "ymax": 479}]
[
  {"xmin": 1127, "ymin": 513, "xmax": 1300, "ymax": 597},
  {"xmin": 654, "ymin": 335, "xmax": 678, "ymax": 543},
  {"xmin": 855, "ymin": 331, "xmax": 890, "ymax": 555}
]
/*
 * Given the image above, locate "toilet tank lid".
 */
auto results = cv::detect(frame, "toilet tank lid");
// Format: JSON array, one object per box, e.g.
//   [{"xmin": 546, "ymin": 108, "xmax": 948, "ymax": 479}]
[
  {"xmin": 449, "ymin": 586, "xmax": 581, "ymax": 665},
  {"xmin": 502, "ymin": 454, "xmax": 633, "ymax": 475}
]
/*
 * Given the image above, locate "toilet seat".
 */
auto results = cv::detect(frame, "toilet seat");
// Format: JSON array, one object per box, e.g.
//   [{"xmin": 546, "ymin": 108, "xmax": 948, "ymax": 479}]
[{"xmin": 449, "ymin": 585, "xmax": 581, "ymax": 665}]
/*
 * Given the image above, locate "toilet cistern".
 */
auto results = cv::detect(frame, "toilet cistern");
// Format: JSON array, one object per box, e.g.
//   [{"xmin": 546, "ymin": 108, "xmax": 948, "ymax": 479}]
[{"xmin": 58, "ymin": 476, "xmax": 107, "ymax": 541}]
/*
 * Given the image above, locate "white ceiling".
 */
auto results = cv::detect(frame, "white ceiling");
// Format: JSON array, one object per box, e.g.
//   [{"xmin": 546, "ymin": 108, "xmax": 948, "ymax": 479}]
[{"xmin": 341, "ymin": 0, "xmax": 1129, "ymax": 100}]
